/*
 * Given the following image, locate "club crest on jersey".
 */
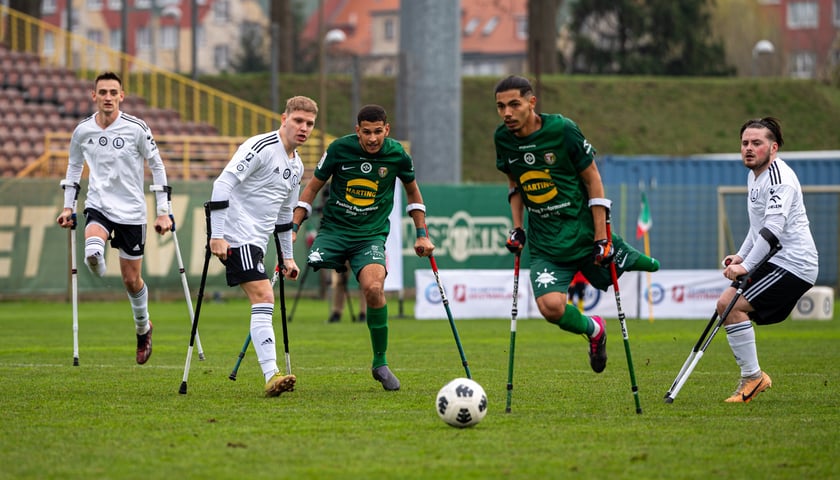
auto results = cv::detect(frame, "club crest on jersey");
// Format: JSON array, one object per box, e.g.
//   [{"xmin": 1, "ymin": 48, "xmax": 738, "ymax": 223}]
[
  {"xmin": 524, "ymin": 152, "xmax": 536, "ymax": 165},
  {"xmin": 257, "ymin": 261, "xmax": 265, "ymax": 274},
  {"xmin": 99, "ymin": 137, "xmax": 108, "ymax": 146},
  {"xmin": 361, "ymin": 162, "xmax": 373, "ymax": 174},
  {"xmin": 283, "ymin": 168, "xmax": 291, "ymax": 179},
  {"xmin": 544, "ymin": 152, "xmax": 556, "ymax": 165},
  {"xmin": 113, "ymin": 137, "xmax": 125, "ymax": 149},
  {"xmin": 378, "ymin": 166, "xmax": 388, "ymax": 178},
  {"xmin": 236, "ymin": 161, "xmax": 248, "ymax": 172},
  {"xmin": 750, "ymin": 188, "xmax": 759, "ymax": 202}
]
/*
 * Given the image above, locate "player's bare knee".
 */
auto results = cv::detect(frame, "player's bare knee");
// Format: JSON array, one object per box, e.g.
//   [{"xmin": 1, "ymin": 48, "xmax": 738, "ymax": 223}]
[{"xmin": 539, "ymin": 302, "xmax": 566, "ymax": 324}]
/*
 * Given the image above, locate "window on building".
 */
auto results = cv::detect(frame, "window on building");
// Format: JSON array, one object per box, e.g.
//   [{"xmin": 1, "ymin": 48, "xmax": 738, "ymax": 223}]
[
  {"xmin": 160, "ymin": 25, "xmax": 177, "ymax": 49},
  {"xmin": 787, "ymin": 1, "xmax": 819, "ymax": 29},
  {"xmin": 464, "ymin": 17, "xmax": 480, "ymax": 36},
  {"xmin": 43, "ymin": 32, "xmax": 55, "ymax": 55},
  {"xmin": 109, "ymin": 29, "xmax": 122, "ymax": 51},
  {"xmin": 42, "ymin": 0, "xmax": 57, "ymax": 14},
  {"xmin": 135, "ymin": 0, "xmax": 151, "ymax": 9},
  {"xmin": 214, "ymin": 44, "xmax": 229, "ymax": 71},
  {"xmin": 384, "ymin": 18, "xmax": 395, "ymax": 41},
  {"xmin": 834, "ymin": 0, "xmax": 840, "ymax": 26},
  {"xmin": 482, "ymin": 16, "xmax": 499, "ymax": 36},
  {"xmin": 136, "ymin": 27, "xmax": 151, "ymax": 51},
  {"xmin": 87, "ymin": 0, "xmax": 103, "ymax": 10},
  {"xmin": 515, "ymin": 16, "xmax": 527, "ymax": 40},
  {"xmin": 214, "ymin": 0, "xmax": 230, "ymax": 23},
  {"xmin": 87, "ymin": 29, "xmax": 103, "ymax": 45},
  {"xmin": 790, "ymin": 51, "xmax": 816, "ymax": 78},
  {"xmin": 107, "ymin": 0, "xmax": 122, "ymax": 10}
]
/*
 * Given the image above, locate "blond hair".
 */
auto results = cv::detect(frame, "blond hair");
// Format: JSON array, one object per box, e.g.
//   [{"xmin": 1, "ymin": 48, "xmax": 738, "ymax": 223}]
[{"xmin": 285, "ymin": 96, "xmax": 318, "ymax": 116}]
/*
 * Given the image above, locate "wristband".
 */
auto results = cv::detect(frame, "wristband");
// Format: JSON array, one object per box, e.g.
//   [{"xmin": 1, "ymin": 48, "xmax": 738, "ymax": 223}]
[
  {"xmin": 292, "ymin": 223, "xmax": 299, "ymax": 233},
  {"xmin": 156, "ymin": 206, "xmax": 169, "ymax": 216},
  {"xmin": 416, "ymin": 227, "xmax": 427, "ymax": 238},
  {"xmin": 587, "ymin": 198, "xmax": 612, "ymax": 208},
  {"xmin": 406, "ymin": 203, "xmax": 426, "ymax": 214},
  {"xmin": 296, "ymin": 201, "xmax": 312, "ymax": 219}
]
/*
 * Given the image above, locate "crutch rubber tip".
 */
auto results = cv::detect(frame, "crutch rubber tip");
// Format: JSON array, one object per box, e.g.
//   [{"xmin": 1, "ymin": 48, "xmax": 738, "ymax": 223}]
[
  {"xmin": 505, "ymin": 407, "xmax": 511, "ymax": 413},
  {"xmin": 179, "ymin": 382, "xmax": 188, "ymax": 394},
  {"xmin": 73, "ymin": 358, "xmax": 79, "ymax": 366},
  {"xmin": 663, "ymin": 396, "xmax": 674, "ymax": 404},
  {"xmin": 199, "ymin": 353, "xmax": 206, "ymax": 361},
  {"xmin": 228, "ymin": 373, "xmax": 237, "ymax": 381}
]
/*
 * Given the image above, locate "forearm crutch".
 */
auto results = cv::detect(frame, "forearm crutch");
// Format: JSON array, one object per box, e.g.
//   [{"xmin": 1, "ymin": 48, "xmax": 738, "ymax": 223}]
[
  {"xmin": 664, "ymin": 241, "xmax": 781, "ymax": 403},
  {"xmin": 505, "ymin": 253, "xmax": 521, "ymax": 413},
  {"xmin": 605, "ymin": 208, "xmax": 643, "ymax": 414},
  {"xmin": 150, "ymin": 185, "xmax": 204, "ymax": 360},
  {"xmin": 273, "ymin": 228, "xmax": 294, "ymax": 376},
  {"xmin": 180, "ymin": 200, "xmax": 226, "ymax": 395},
  {"xmin": 60, "ymin": 180, "xmax": 81, "ymax": 366},
  {"xmin": 229, "ymin": 264, "xmax": 280, "ymax": 381}
]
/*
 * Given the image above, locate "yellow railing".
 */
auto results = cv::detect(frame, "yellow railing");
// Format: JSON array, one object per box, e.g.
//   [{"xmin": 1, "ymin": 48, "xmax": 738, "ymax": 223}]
[
  {"xmin": 0, "ymin": 4, "xmax": 286, "ymax": 137},
  {"xmin": 20, "ymin": 132, "xmax": 327, "ymax": 181}
]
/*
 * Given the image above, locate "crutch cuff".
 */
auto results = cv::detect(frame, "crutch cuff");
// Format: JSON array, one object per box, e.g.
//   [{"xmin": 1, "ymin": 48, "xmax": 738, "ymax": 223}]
[{"xmin": 205, "ymin": 200, "xmax": 230, "ymax": 211}]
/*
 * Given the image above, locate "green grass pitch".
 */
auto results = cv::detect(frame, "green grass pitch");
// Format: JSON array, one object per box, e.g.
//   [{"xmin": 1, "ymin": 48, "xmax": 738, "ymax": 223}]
[{"xmin": 1, "ymin": 298, "xmax": 837, "ymax": 479}]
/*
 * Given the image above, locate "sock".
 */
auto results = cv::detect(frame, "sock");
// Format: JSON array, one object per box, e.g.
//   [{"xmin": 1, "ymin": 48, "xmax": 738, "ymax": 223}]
[
  {"xmin": 551, "ymin": 305, "xmax": 591, "ymax": 336},
  {"xmin": 632, "ymin": 255, "xmax": 660, "ymax": 272},
  {"xmin": 366, "ymin": 304, "xmax": 388, "ymax": 368},
  {"xmin": 250, "ymin": 303, "xmax": 279, "ymax": 382},
  {"xmin": 725, "ymin": 322, "xmax": 760, "ymax": 377},
  {"xmin": 127, "ymin": 284, "xmax": 149, "ymax": 334},
  {"xmin": 84, "ymin": 237, "xmax": 107, "ymax": 276}
]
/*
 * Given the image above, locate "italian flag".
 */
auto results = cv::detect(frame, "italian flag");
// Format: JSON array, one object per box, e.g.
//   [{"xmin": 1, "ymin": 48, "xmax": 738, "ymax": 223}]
[{"xmin": 636, "ymin": 192, "xmax": 652, "ymax": 239}]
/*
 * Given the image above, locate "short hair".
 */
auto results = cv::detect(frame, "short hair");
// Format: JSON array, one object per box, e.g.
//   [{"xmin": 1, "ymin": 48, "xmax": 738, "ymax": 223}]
[
  {"xmin": 285, "ymin": 95, "xmax": 318, "ymax": 116},
  {"xmin": 740, "ymin": 117, "xmax": 784, "ymax": 148},
  {"xmin": 94, "ymin": 71, "xmax": 122, "ymax": 89},
  {"xmin": 494, "ymin": 75, "xmax": 533, "ymax": 97},
  {"xmin": 357, "ymin": 104, "xmax": 387, "ymax": 125}
]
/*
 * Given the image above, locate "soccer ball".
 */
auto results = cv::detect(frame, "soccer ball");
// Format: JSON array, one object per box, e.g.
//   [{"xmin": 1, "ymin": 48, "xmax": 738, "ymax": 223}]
[{"xmin": 435, "ymin": 378, "xmax": 488, "ymax": 428}]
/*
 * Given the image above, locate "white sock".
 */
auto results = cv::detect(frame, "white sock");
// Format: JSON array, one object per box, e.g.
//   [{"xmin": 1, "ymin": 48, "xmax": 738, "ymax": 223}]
[
  {"xmin": 725, "ymin": 322, "xmax": 760, "ymax": 378},
  {"xmin": 84, "ymin": 237, "xmax": 107, "ymax": 277},
  {"xmin": 250, "ymin": 303, "xmax": 279, "ymax": 382},
  {"xmin": 128, "ymin": 284, "xmax": 150, "ymax": 334}
]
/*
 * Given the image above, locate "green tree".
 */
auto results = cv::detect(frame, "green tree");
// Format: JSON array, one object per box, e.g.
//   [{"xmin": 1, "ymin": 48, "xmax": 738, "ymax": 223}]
[{"xmin": 570, "ymin": 0, "xmax": 734, "ymax": 76}]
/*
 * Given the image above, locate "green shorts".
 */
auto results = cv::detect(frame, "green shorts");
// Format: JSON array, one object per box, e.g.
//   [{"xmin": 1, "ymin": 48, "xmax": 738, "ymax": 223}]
[
  {"xmin": 529, "ymin": 234, "xmax": 641, "ymax": 297},
  {"xmin": 307, "ymin": 232, "xmax": 387, "ymax": 279}
]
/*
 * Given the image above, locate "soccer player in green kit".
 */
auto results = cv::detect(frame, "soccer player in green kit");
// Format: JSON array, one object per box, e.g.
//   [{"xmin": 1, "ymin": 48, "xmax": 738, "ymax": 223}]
[
  {"xmin": 292, "ymin": 105, "xmax": 434, "ymax": 391},
  {"xmin": 494, "ymin": 75, "xmax": 660, "ymax": 373}
]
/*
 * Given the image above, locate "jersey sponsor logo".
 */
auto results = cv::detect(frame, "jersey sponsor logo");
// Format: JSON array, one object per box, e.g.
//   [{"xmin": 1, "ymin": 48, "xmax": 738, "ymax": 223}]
[
  {"xmin": 582, "ymin": 139, "xmax": 593, "ymax": 155},
  {"xmin": 308, "ymin": 248, "xmax": 325, "ymax": 264},
  {"xmin": 341, "ymin": 165, "xmax": 354, "ymax": 171},
  {"xmin": 378, "ymin": 166, "xmax": 388, "ymax": 178},
  {"xmin": 113, "ymin": 137, "xmax": 125, "ymax": 149},
  {"xmin": 345, "ymin": 178, "xmax": 378, "ymax": 207},
  {"xmin": 544, "ymin": 152, "xmax": 556, "ymax": 165},
  {"xmin": 361, "ymin": 162, "xmax": 373, "ymax": 174},
  {"xmin": 517, "ymin": 144, "xmax": 536, "ymax": 150},
  {"xmin": 317, "ymin": 152, "xmax": 326, "ymax": 170},
  {"xmin": 366, "ymin": 244, "xmax": 386, "ymax": 261},
  {"xmin": 98, "ymin": 137, "xmax": 108, "ymax": 146},
  {"xmin": 519, "ymin": 170, "xmax": 558, "ymax": 204},
  {"xmin": 507, "ymin": 157, "xmax": 519, "ymax": 164},
  {"xmin": 524, "ymin": 153, "xmax": 536, "ymax": 165}
]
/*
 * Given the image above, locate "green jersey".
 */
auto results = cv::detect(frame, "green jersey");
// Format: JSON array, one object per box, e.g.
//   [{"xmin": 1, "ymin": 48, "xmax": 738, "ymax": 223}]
[
  {"xmin": 313, "ymin": 134, "xmax": 416, "ymax": 241},
  {"xmin": 495, "ymin": 113, "xmax": 597, "ymax": 262}
]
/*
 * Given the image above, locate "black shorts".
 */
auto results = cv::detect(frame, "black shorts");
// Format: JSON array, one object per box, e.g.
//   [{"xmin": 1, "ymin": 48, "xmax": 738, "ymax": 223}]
[
  {"xmin": 221, "ymin": 244, "xmax": 268, "ymax": 287},
  {"xmin": 84, "ymin": 208, "xmax": 146, "ymax": 257},
  {"xmin": 740, "ymin": 262, "xmax": 813, "ymax": 325}
]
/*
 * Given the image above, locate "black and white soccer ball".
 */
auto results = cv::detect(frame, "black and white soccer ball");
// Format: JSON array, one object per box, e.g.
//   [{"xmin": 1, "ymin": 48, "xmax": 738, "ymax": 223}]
[{"xmin": 435, "ymin": 378, "xmax": 488, "ymax": 428}]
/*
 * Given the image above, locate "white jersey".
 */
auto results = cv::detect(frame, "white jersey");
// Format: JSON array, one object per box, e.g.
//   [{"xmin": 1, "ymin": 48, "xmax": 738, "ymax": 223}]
[
  {"xmin": 211, "ymin": 131, "xmax": 303, "ymax": 254},
  {"xmin": 740, "ymin": 158, "xmax": 818, "ymax": 284},
  {"xmin": 64, "ymin": 112, "xmax": 168, "ymax": 224}
]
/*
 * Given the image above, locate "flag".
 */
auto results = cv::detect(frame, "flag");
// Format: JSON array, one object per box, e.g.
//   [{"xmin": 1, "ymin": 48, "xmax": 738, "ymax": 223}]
[{"xmin": 636, "ymin": 192, "xmax": 652, "ymax": 239}]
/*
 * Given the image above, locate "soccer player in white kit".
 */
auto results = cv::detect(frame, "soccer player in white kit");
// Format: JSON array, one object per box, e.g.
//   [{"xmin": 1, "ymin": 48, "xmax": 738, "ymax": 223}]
[
  {"xmin": 56, "ymin": 71, "xmax": 172, "ymax": 365},
  {"xmin": 717, "ymin": 117, "xmax": 819, "ymax": 403},
  {"xmin": 208, "ymin": 96, "xmax": 318, "ymax": 397}
]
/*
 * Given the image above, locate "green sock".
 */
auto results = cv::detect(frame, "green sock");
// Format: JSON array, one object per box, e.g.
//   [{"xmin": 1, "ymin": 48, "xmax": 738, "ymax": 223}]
[
  {"xmin": 551, "ymin": 305, "xmax": 592, "ymax": 336},
  {"xmin": 366, "ymin": 304, "xmax": 389, "ymax": 368},
  {"xmin": 632, "ymin": 255, "xmax": 660, "ymax": 272}
]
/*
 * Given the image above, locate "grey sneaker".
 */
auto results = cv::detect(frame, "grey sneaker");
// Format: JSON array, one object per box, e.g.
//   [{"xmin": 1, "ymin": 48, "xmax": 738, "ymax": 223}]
[{"xmin": 372, "ymin": 365, "xmax": 400, "ymax": 391}]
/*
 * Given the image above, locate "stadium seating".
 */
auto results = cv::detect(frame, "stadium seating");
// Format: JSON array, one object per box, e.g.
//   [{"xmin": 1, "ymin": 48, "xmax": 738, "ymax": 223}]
[{"xmin": 0, "ymin": 44, "xmax": 221, "ymax": 178}]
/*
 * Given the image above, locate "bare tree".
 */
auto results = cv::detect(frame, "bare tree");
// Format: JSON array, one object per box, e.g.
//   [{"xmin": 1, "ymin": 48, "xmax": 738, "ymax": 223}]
[{"xmin": 527, "ymin": 0, "xmax": 562, "ymax": 75}]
